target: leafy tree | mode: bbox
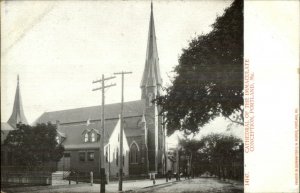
[179,134,243,180]
[199,134,243,180]
[156,0,243,135]
[178,137,203,177]
[4,123,64,171]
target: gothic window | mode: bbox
[130,142,139,164]
[105,146,108,163]
[116,149,119,166]
[148,93,153,106]
[123,155,125,166]
[84,133,89,142]
[91,133,96,142]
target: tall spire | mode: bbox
[140,2,162,88]
[7,75,28,128]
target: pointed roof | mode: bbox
[140,2,162,88]
[7,75,28,128]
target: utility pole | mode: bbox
[176,135,180,181]
[163,113,168,182]
[114,71,132,191]
[92,74,116,193]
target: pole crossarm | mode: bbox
[114,72,132,75]
[92,83,117,91]
[92,76,116,84]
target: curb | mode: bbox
[122,179,189,193]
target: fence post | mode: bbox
[90,171,93,186]
[76,172,78,184]
[152,173,156,185]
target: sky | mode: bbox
[1,0,242,144]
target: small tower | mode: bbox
[7,75,28,128]
[140,2,163,174]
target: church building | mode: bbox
[34,3,166,178]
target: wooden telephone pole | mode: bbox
[163,113,168,182]
[114,71,132,191]
[92,74,116,193]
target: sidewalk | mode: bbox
[107,178,177,192]
[2,178,180,193]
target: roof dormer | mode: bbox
[82,128,100,143]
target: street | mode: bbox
[136,178,243,193]
[3,178,243,193]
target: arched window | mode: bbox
[91,133,96,142]
[148,93,153,106]
[123,155,125,166]
[130,142,139,163]
[106,149,108,163]
[84,133,89,142]
[116,148,119,166]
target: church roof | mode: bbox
[7,75,28,128]
[54,113,144,149]
[140,2,162,88]
[34,100,146,149]
[35,99,145,125]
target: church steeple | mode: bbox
[7,75,28,128]
[140,2,162,91]
[140,2,163,174]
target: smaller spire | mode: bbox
[7,75,28,128]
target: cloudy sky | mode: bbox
[1,0,242,143]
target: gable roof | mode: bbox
[35,100,145,125]
[56,115,144,149]
[34,100,146,149]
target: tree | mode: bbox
[178,134,243,180]
[178,137,202,177]
[199,134,243,180]
[156,0,243,135]
[4,123,64,171]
